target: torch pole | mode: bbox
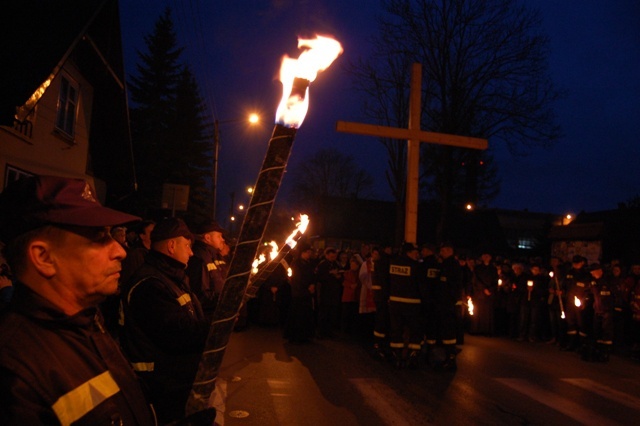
[186,92,306,416]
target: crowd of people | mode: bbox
[1,175,639,425]
[249,240,640,371]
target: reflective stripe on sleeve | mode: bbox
[177,293,192,306]
[52,371,120,426]
[131,362,155,372]
[389,295,421,304]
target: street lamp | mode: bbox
[212,114,260,220]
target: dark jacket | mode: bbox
[0,284,155,426]
[120,250,209,424]
[187,240,227,317]
[388,254,426,314]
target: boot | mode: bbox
[441,345,457,372]
[392,349,404,370]
[596,343,611,362]
[560,334,578,351]
[406,350,420,370]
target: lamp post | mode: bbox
[212,114,260,220]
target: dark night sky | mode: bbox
[120,1,640,221]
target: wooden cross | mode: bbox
[336,63,488,244]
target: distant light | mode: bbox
[247,186,254,194]
[465,203,474,211]
[563,213,574,226]
[230,216,236,221]
[291,216,295,221]
[248,113,259,124]
[238,204,245,211]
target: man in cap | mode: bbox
[187,219,228,319]
[119,217,213,424]
[0,175,155,425]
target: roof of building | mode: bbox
[0,0,114,125]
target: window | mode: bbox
[4,165,33,188]
[55,76,78,137]
[517,238,535,250]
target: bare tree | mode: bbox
[348,0,563,241]
[288,148,374,210]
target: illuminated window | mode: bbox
[517,238,534,250]
[55,76,78,137]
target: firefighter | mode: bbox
[589,263,614,361]
[388,243,426,369]
[433,242,464,371]
[561,255,593,352]
[370,246,391,360]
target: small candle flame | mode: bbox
[287,267,292,277]
[561,311,566,319]
[527,280,533,287]
[276,36,343,128]
[574,296,581,307]
[468,298,474,316]
[498,278,503,286]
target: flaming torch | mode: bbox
[244,214,309,300]
[185,37,342,418]
[467,298,474,316]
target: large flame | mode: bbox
[285,214,309,248]
[276,36,343,128]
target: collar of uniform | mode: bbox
[146,250,189,281]
[9,283,99,328]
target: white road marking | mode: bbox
[495,378,620,426]
[561,378,640,411]
[350,378,425,425]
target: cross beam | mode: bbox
[336,63,488,244]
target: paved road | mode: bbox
[213,326,640,425]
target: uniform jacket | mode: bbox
[0,284,155,426]
[187,240,227,317]
[564,267,592,307]
[388,254,426,314]
[120,250,209,424]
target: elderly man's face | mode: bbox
[49,226,126,309]
[204,231,225,251]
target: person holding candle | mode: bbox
[518,264,547,342]
[471,252,499,336]
[560,255,593,353]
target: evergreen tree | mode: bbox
[128,8,213,223]
[171,66,214,223]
